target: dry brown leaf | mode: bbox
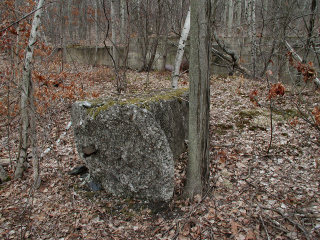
[231,220,242,237]
[245,228,256,240]
[194,194,202,203]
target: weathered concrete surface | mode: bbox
[72,89,188,201]
[148,96,188,160]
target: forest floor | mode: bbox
[1,61,320,239]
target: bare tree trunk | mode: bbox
[136,0,148,71]
[120,0,126,44]
[111,0,118,69]
[244,0,249,32]
[146,0,164,72]
[247,0,257,78]
[302,0,316,64]
[79,1,87,41]
[236,0,242,27]
[171,7,190,89]
[30,80,41,188]
[227,0,234,37]
[223,1,228,36]
[184,0,211,198]
[94,0,99,66]
[111,0,124,92]
[160,10,170,71]
[68,0,72,42]
[251,0,257,77]
[179,0,183,30]
[15,0,21,85]
[264,0,269,18]
[59,0,64,72]
[15,0,45,187]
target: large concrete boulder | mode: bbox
[72,89,188,201]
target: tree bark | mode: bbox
[302,0,317,64]
[15,0,45,187]
[59,0,64,72]
[67,0,72,41]
[94,0,99,66]
[120,0,126,44]
[227,0,234,37]
[184,0,211,198]
[111,0,118,69]
[30,77,41,188]
[223,1,228,36]
[160,1,171,71]
[236,0,242,27]
[171,7,190,89]
[247,0,257,78]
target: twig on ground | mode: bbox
[259,213,271,240]
[256,202,311,240]
[162,186,213,238]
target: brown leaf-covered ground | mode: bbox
[1,60,320,239]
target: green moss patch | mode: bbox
[214,123,234,135]
[238,109,263,119]
[273,108,300,119]
[235,109,286,131]
[86,87,188,119]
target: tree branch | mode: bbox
[0,1,56,33]
[285,40,320,87]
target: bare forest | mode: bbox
[1,0,320,239]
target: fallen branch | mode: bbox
[285,41,320,87]
[259,213,271,240]
[162,186,213,239]
[211,47,252,77]
[256,202,311,240]
[263,214,291,234]
[212,31,257,79]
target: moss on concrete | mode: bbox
[86,87,188,119]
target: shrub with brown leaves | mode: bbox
[268,82,285,99]
[286,51,317,82]
[312,107,320,126]
[249,89,259,106]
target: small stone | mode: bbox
[81,101,92,108]
[68,165,89,176]
[0,158,10,167]
[165,65,174,72]
[82,145,97,156]
[88,181,101,192]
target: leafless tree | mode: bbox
[184,0,211,198]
